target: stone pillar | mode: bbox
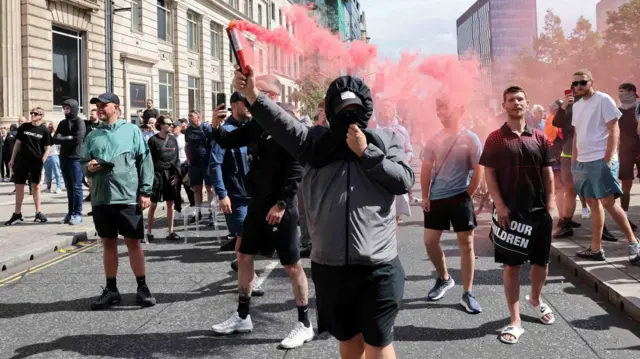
[0,0,23,125]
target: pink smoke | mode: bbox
[232,5,483,143]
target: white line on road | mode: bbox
[255,260,279,287]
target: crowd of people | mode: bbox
[3,64,640,358]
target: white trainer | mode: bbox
[581,207,591,219]
[280,322,314,349]
[211,312,253,335]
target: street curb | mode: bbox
[550,243,640,323]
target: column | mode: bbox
[0,0,23,125]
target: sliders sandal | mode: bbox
[499,325,524,344]
[525,295,555,325]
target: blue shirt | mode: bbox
[423,128,482,200]
[209,117,250,201]
[185,123,212,165]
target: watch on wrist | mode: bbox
[276,200,286,209]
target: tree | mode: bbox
[601,0,640,87]
[293,54,330,118]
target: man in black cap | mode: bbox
[81,92,156,310]
[230,65,414,358]
[209,83,311,349]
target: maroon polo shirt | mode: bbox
[479,123,555,213]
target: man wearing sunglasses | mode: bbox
[6,108,51,225]
[569,69,640,263]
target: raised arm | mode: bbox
[211,121,257,149]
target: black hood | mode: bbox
[324,76,373,129]
[62,99,79,119]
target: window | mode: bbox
[52,26,84,110]
[157,0,171,41]
[212,80,222,106]
[210,22,222,59]
[281,85,285,103]
[271,3,275,20]
[187,12,198,52]
[279,9,282,25]
[248,0,254,19]
[230,0,239,9]
[131,0,142,32]
[188,76,200,110]
[258,4,263,25]
[158,71,174,117]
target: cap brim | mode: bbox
[333,98,365,115]
[90,96,109,104]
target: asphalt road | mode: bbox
[1,202,639,359]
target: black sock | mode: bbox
[136,276,146,287]
[106,277,117,291]
[298,305,310,327]
[237,296,251,319]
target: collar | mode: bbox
[500,122,534,136]
[225,116,244,127]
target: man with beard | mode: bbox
[230,66,413,358]
[210,78,308,348]
[82,92,155,310]
[616,83,640,225]
[481,86,555,344]
[570,69,640,263]
[54,99,87,225]
[421,96,484,314]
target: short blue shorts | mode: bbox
[188,163,211,186]
[224,198,249,236]
[572,158,622,200]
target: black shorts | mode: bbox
[240,201,300,266]
[494,210,553,267]
[92,204,144,240]
[424,192,476,232]
[618,150,640,181]
[150,171,177,203]
[312,256,405,347]
[13,160,43,185]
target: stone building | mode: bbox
[0,0,299,126]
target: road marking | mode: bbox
[0,244,96,288]
[255,260,279,287]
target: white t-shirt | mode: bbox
[572,91,622,162]
[174,133,187,164]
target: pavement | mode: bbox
[1,168,640,358]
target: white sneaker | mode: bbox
[174,211,184,220]
[55,189,62,194]
[211,312,253,335]
[280,322,314,349]
[581,208,591,219]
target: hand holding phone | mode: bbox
[562,89,574,110]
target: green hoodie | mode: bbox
[81,119,153,206]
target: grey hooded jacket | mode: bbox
[249,93,415,266]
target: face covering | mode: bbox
[329,108,366,138]
[620,93,637,109]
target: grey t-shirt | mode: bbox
[423,128,482,200]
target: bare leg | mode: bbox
[147,202,157,235]
[621,179,633,213]
[529,264,553,322]
[193,185,203,207]
[32,183,42,212]
[14,184,25,214]
[340,334,365,359]
[424,229,448,280]
[166,200,175,233]
[554,175,565,223]
[587,198,605,251]
[563,182,577,220]
[364,343,396,359]
[103,238,119,278]
[237,253,256,297]
[205,185,213,204]
[125,237,146,276]
[502,265,521,341]
[456,230,475,292]
[601,195,638,244]
[283,261,309,306]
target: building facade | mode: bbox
[596,0,629,33]
[0,0,301,126]
[456,0,537,91]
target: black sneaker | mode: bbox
[300,246,311,258]
[576,247,606,261]
[629,220,638,232]
[136,285,157,308]
[144,234,154,243]
[220,237,237,252]
[569,220,581,228]
[91,287,122,310]
[34,212,47,223]
[602,226,618,242]
[553,222,573,238]
[166,232,181,241]
[231,259,238,272]
[5,213,23,226]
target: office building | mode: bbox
[456,0,537,90]
[0,0,299,126]
[596,0,629,33]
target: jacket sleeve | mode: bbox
[212,121,255,149]
[73,119,86,148]
[134,129,154,196]
[249,93,313,162]
[52,120,65,144]
[278,155,304,205]
[552,108,568,128]
[209,140,227,200]
[360,131,415,195]
[80,133,93,177]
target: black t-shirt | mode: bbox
[142,108,160,124]
[479,123,554,213]
[16,123,52,161]
[618,107,639,153]
[147,133,180,173]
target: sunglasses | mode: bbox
[571,80,590,87]
[30,112,41,116]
